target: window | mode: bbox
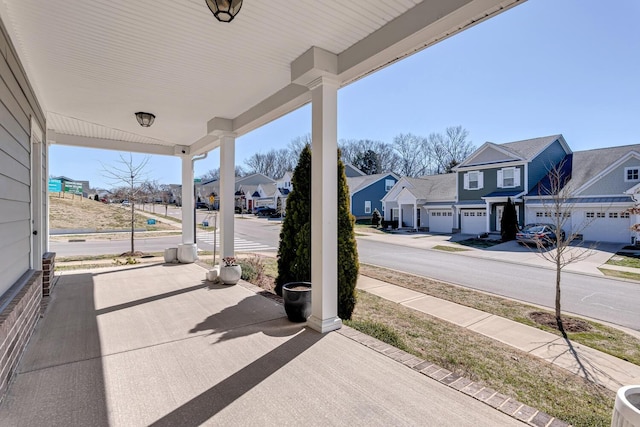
[609,212,618,219]
[364,201,371,214]
[597,212,605,218]
[625,167,640,182]
[464,171,483,190]
[497,167,520,188]
[536,212,543,218]
[621,212,630,219]
[586,212,595,218]
[385,179,395,191]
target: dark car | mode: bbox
[254,207,276,217]
[516,223,565,246]
[195,202,209,209]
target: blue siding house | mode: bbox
[347,173,399,219]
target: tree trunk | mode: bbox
[130,203,135,254]
[555,257,564,334]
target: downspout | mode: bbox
[192,152,208,244]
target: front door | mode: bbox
[496,206,504,232]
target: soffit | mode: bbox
[0,0,522,152]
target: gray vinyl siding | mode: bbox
[0,19,46,296]
[581,158,640,195]
[527,139,567,191]
[457,166,524,201]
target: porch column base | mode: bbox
[307,315,342,334]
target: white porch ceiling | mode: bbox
[0,0,524,155]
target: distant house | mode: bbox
[525,144,640,243]
[344,163,366,178]
[382,174,456,231]
[454,135,571,235]
[347,172,398,220]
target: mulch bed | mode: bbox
[529,311,591,333]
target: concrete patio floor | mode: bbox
[0,262,526,426]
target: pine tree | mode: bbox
[500,197,519,241]
[337,152,359,319]
[275,146,359,320]
[275,145,311,296]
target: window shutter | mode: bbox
[478,172,484,189]
[497,169,503,188]
[514,168,521,187]
[463,173,469,190]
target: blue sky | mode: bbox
[50,0,640,189]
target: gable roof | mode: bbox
[403,174,457,201]
[457,134,567,169]
[347,173,398,194]
[570,144,640,194]
[344,163,366,177]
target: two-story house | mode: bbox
[525,144,640,243]
[454,135,572,235]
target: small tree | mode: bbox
[500,197,519,241]
[371,208,381,227]
[275,145,312,296]
[102,154,150,256]
[531,159,595,334]
[275,145,359,320]
[337,152,359,319]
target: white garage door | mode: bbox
[577,210,632,243]
[461,210,487,235]
[428,210,453,233]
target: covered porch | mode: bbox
[0,262,522,426]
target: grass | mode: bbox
[599,268,640,282]
[606,254,640,268]
[349,290,614,426]
[360,264,640,366]
[432,245,470,252]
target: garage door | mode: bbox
[461,210,486,235]
[577,210,632,243]
[428,210,453,233]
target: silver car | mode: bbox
[516,223,565,246]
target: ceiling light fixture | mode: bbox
[205,0,242,22]
[135,112,155,127]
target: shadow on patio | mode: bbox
[0,263,523,426]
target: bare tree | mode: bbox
[199,165,245,182]
[102,154,151,256]
[430,126,475,174]
[393,133,431,177]
[339,139,400,174]
[288,133,312,161]
[244,148,293,178]
[529,159,596,334]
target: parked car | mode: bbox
[195,202,209,209]
[254,207,276,217]
[516,223,565,246]
[121,200,130,206]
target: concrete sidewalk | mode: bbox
[1,263,537,427]
[357,275,640,392]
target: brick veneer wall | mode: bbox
[42,252,56,296]
[0,270,42,402]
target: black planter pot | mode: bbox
[282,282,312,322]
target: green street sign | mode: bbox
[194,178,202,183]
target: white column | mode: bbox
[219,133,236,259]
[307,76,341,334]
[181,156,195,244]
[44,139,50,252]
[31,133,43,270]
[398,206,403,229]
[413,202,418,230]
